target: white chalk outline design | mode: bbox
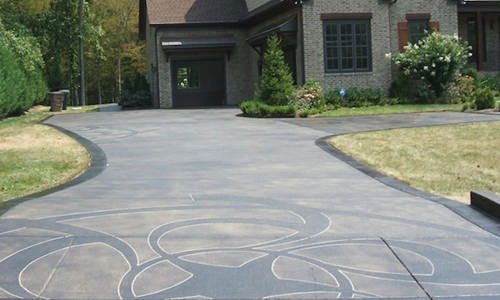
[1,195,500,299]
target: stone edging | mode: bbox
[315,135,500,238]
[0,120,107,216]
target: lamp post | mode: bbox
[79,0,86,106]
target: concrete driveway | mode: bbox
[1,109,500,299]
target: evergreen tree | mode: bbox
[256,35,294,105]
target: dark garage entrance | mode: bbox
[172,59,226,108]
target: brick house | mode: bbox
[139,0,500,108]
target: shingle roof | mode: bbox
[146,0,249,25]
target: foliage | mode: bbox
[297,104,339,117]
[289,79,324,110]
[255,35,295,105]
[461,68,479,83]
[391,32,471,99]
[0,43,25,118]
[0,17,47,118]
[120,74,152,108]
[90,0,144,104]
[240,100,296,118]
[389,74,411,102]
[472,88,495,110]
[445,75,476,104]
[1,0,143,106]
[478,73,500,92]
[325,88,386,107]
[318,104,462,118]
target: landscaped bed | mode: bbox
[316,104,462,117]
[329,121,500,204]
[0,106,101,212]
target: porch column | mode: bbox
[476,12,485,71]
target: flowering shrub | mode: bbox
[445,75,476,104]
[290,79,324,110]
[391,32,471,99]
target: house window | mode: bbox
[408,19,429,44]
[324,19,371,73]
[176,67,200,89]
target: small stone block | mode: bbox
[471,190,500,219]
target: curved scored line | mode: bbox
[156,224,299,256]
[0,227,25,236]
[257,214,332,250]
[0,236,66,265]
[0,287,21,299]
[290,243,414,276]
[62,224,141,270]
[18,246,70,298]
[391,238,495,276]
[178,251,269,269]
[150,218,303,256]
[286,210,307,224]
[263,290,342,299]
[130,259,193,298]
[338,270,381,298]
[278,238,381,253]
[391,246,436,276]
[271,256,340,288]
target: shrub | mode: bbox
[240,100,295,117]
[255,35,295,105]
[0,43,25,119]
[0,17,47,118]
[391,32,471,99]
[297,104,339,117]
[290,79,324,110]
[461,68,480,82]
[120,74,152,108]
[390,74,411,102]
[445,75,476,104]
[479,74,500,92]
[325,88,385,107]
[473,88,495,110]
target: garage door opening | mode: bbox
[172,59,226,108]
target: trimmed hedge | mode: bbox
[0,18,47,119]
[240,100,296,118]
[325,88,386,107]
[0,43,26,118]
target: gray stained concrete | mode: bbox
[1,109,500,299]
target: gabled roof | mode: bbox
[145,0,249,25]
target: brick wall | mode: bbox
[153,27,252,108]
[302,0,459,94]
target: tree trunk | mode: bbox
[117,56,122,103]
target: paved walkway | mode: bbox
[0,109,499,299]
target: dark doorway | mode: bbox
[172,59,226,107]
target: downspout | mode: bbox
[154,26,160,108]
[299,3,306,85]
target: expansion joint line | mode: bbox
[380,237,433,300]
[38,237,74,297]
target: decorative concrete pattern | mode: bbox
[1,109,500,299]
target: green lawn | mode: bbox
[329,121,500,203]
[317,104,462,117]
[0,105,101,212]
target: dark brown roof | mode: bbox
[146,0,249,24]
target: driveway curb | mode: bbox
[316,136,500,238]
[0,122,107,216]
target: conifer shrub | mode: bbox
[255,35,295,105]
